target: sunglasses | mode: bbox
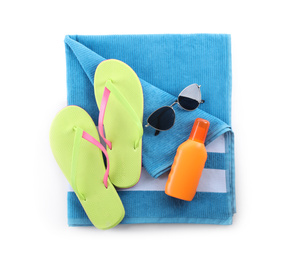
[145,83,204,136]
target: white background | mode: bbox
[1,1,294,259]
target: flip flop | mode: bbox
[49,105,125,229]
[94,59,144,188]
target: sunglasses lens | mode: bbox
[178,83,202,111]
[147,106,175,131]
[178,96,200,111]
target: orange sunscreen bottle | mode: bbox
[165,118,210,201]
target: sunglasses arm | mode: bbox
[154,130,160,136]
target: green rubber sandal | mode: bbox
[49,105,125,229]
[94,59,144,188]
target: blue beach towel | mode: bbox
[64,34,236,225]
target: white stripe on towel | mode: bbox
[206,134,225,153]
[118,168,226,193]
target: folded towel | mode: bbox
[64,34,236,225]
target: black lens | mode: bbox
[147,106,175,131]
[178,96,200,110]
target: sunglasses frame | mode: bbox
[145,84,204,132]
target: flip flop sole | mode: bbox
[50,106,125,229]
[94,59,144,188]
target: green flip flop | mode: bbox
[49,105,125,229]
[94,59,144,188]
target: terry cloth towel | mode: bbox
[64,34,236,225]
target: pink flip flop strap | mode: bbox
[98,80,143,150]
[82,131,110,188]
[98,87,112,150]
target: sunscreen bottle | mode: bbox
[165,118,210,201]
